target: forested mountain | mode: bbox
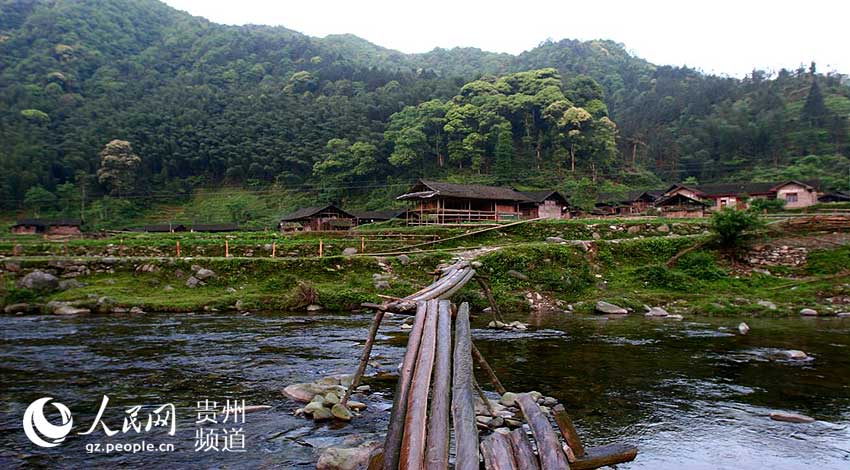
[1,0,849,218]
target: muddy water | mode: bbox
[1,311,848,469]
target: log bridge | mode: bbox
[344,260,638,469]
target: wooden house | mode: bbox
[279,204,356,232]
[661,180,821,211]
[396,180,532,225]
[11,219,82,235]
[518,191,570,219]
[653,193,709,218]
[594,190,664,216]
[819,191,850,203]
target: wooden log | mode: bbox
[516,394,570,470]
[424,300,452,470]
[471,343,507,395]
[400,266,459,302]
[570,443,638,470]
[477,276,505,323]
[437,268,476,299]
[400,300,439,470]
[508,428,540,470]
[451,302,479,470]
[383,302,427,470]
[552,404,586,459]
[472,376,496,417]
[341,309,386,406]
[479,432,518,470]
[408,266,467,301]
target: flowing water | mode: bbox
[1,311,848,469]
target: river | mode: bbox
[1,311,848,469]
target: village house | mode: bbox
[125,223,187,233]
[819,191,850,203]
[10,219,82,235]
[660,180,821,211]
[279,204,356,232]
[397,180,565,225]
[653,193,709,218]
[518,190,570,219]
[594,190,664,216]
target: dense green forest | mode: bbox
[1,0,849,223]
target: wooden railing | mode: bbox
[406,208,521,225]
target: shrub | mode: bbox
[635,264,692,290]
[710,208,764,251]
[749,198,786,213]
[677,252,726,280]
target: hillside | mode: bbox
[1,0,849,226]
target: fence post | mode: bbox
[225,240,229,258]
[361,236,365,253]
[272,241,276,258]
[119,238,124,257]
[319,239,323,257]
[176,240,181,257]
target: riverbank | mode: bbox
[1,218,847,317]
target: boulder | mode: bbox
[331,404,352,421]
[342,247,358,256]
[546,236,566,244]
[4,262,21,273]
[499,392,518,407]
[312,407,333,421]
[595,301,628,315]
[738,322,750,335]
[282,382,345,403]
[185,276,202,288]
[347,401,367,411]
[757,300,777,310]
[769,412,815,423]
[316,440,381,470]
[627,225,642,234]
[799,308,818,316]
[195,268,216,280]
[4,303,34,314]
[837,312,850,318]
[306,304,323,312]
[397,254,410,265]
[129,306,145,314]
[779,350,808,360]
[506,270,529,281]
[16,271,59,292]
[58,279,84,290]
[374,280,391,290]
[645,306,669,317]
[657,224,670,233]
[53,304,91,315]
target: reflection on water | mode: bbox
[1,312,848,469]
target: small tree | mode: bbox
[24,186,56,216]
[749,198,786,214]
[710,208,764,256]
[97,140,141,197]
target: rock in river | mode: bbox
[283,382,346,403]
[331,404,352,421]
[595,300,628,315]
[316,440,381,470]
[645,306,669,317]
[799,308,818,316]
[738,322,750,335]
[769,412,815,423]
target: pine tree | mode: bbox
[801,78,828,127]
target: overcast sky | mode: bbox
[162,0,847,77]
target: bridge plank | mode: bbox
[400,300,439,469]
[424,300,452,470]
[480,432,518,470]
[516,394,571,470]
[552,404,586,459]
[570,443,638,470]
[383,302,427,470]
[451,303,479,470]
[508,429,540,470]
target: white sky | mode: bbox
[162,0,848,77]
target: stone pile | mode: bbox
[283,374,369,423]
[474,391,560,433]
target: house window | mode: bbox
[785,193,798,203]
